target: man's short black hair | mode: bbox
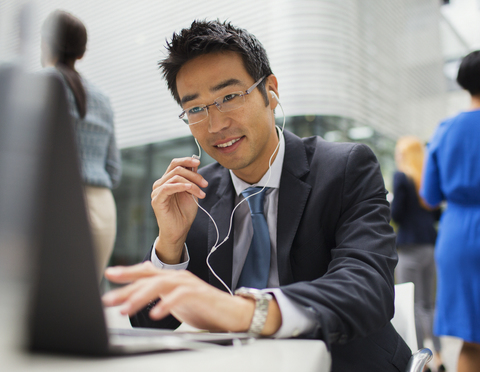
[159,20,273,106]
[457,50,480,96]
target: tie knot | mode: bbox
[241,187,268,215]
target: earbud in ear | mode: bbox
[270,91,280,106]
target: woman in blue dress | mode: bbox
[421,50,480,372]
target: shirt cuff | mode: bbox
[265,288,317,338]
[150,237,190,270]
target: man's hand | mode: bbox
[151,157,207,264]
[102,262,282,335]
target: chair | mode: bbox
[393,282,433,372]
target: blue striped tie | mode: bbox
[237,187,270,289]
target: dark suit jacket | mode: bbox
[391,171,441,246]
[131,130,411,371]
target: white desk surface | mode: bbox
[3,338,330,372]
[1,302,331,372]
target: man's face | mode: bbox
[176,51,279,184]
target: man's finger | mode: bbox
[149,285,191,320]
[119,277,172,316]
[102,280,143,307]
[151,181,205,203]
[104,262,160,283]
[165,157,200,174]
[153,165,207,191]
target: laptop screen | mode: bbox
[0,69,110,355]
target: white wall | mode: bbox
[1,0,448,146]
[442,0,480,50]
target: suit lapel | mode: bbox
[203,131,312,289]
[207,168,235,291]
[277,131,312,285]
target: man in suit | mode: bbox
[103,20,411,371]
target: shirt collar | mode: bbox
[230,127,285,196]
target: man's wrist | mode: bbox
[262,296,282,336]
[154,235,186,264]
[151,240,189,270]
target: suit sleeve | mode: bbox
[281,144,397,346]
[390,172,407,224]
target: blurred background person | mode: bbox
[421,50,480,372]
[41,10,122,280]
[391,136,444,372]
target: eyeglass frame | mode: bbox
[178,75,266,125]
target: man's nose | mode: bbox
[207,106,230,133]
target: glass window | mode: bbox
[110,119,395,267]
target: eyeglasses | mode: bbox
[179,76,266,125]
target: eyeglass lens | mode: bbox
[180,75,265,125]
[182,92,245,125]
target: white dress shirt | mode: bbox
[152,128,316,338]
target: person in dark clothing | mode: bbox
[102,19,411,371]
[391,136,445,372]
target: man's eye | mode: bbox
[188,106,205,115]
[223,93,240,103]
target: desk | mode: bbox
[1,288,331,372]
[3,339,330,372]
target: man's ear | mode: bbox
[265,74,279,109]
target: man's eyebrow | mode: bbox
[211,78,243,93]
[181,93,199,106]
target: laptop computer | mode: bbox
[0,70,251,356]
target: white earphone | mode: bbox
[193,137,201,160]
[189,88,285,295]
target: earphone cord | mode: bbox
[190,98,286,296]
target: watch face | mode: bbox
[235,287,262,297]
[234,287,272,302]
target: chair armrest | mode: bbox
[405,348,433,372]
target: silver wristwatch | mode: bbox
[234,287,273,337]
